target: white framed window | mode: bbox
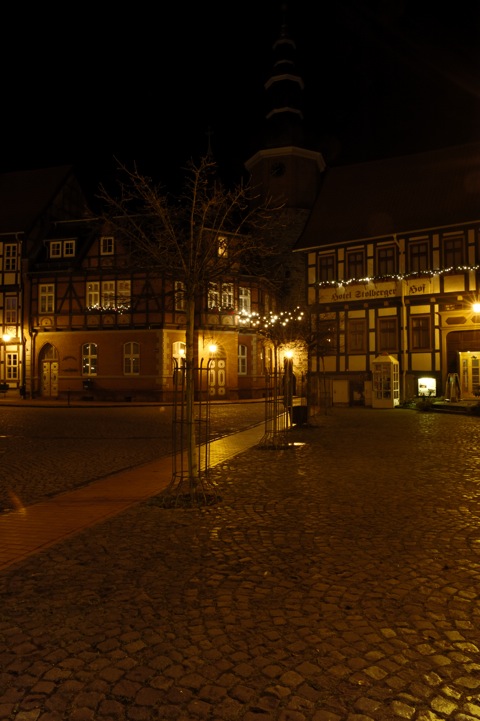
[82,343,98,375]
[117,280,131,310]
[4,244,17,271]
[221,283,234,308]
[50,241,62,258]
[124,342,140,374]
[6,352,18,380]
[101,281,116,309]
[86,282,100,308]
[238,344,247,375]
[101,236,114,255]
[208,282,219,309]
[5,297,17,324]
[175,281,186,311]
[64,239,75,257]
[39,284,55,313]
[239,287,251,313]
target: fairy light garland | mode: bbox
[239,307,305,329]
[317,265,480,288]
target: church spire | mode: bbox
[263,3,305,148]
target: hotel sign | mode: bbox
[319,278,433,304]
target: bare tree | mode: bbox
[98,155,286,501]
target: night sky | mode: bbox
[2,0,479,197]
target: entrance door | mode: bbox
[42,361,59,397]
[208,357,226,398]
[460,352,480,398]
[39,343,59,398]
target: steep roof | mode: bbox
[294,141,480,250]
[0,166,87,235]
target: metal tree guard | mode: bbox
[258,353,294,449]
[158,357,217,506]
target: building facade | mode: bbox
[295,142,480,407]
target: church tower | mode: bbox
[245,5,325,211]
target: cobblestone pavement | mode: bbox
[2,407,480,720]
[0,401,266,513]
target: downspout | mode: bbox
[393,234,408,403]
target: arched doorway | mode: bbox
[39,343,59,398]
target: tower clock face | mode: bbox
[270,161,286,177]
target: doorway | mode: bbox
[39,343,59,398]
[208,357,226,398]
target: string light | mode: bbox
[316,265,480,288]
[239,307,304,329]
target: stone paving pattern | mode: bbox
[0,402,266,512]
[2,406,480,720]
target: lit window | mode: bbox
[6,352,18,380]
[82,343,98,376]
[39,284,55,314]
[117,280,131,310]
[124,342,140,375]
[217,236,228,257]
[239,287,251,313]
[221,283,234,308]
[102,281,116,309]
[86,282,100,308]
[208,282,219,309]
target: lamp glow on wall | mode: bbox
[473,302,480,314]
[2,333,11,343]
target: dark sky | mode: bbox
[2,0,479,197]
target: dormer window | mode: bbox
[217,236,228,257]
[50,241,61,258]
[64,240,75,257]
[101,236,114,255]
[49,239,76,259]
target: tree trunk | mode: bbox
[185,297,198,488]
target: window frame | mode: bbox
[346,249,365,280]
[376,245,397,277]
[410,315,431,351]
[238,344,247,375]
[318,253,336,283]
[82,342,98,376]
[123,341,140,375]
[347,318,367,354]
[39,284,55,314]
[377,317,398,353]
[100,236,114,255]
[4,244,18,271]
